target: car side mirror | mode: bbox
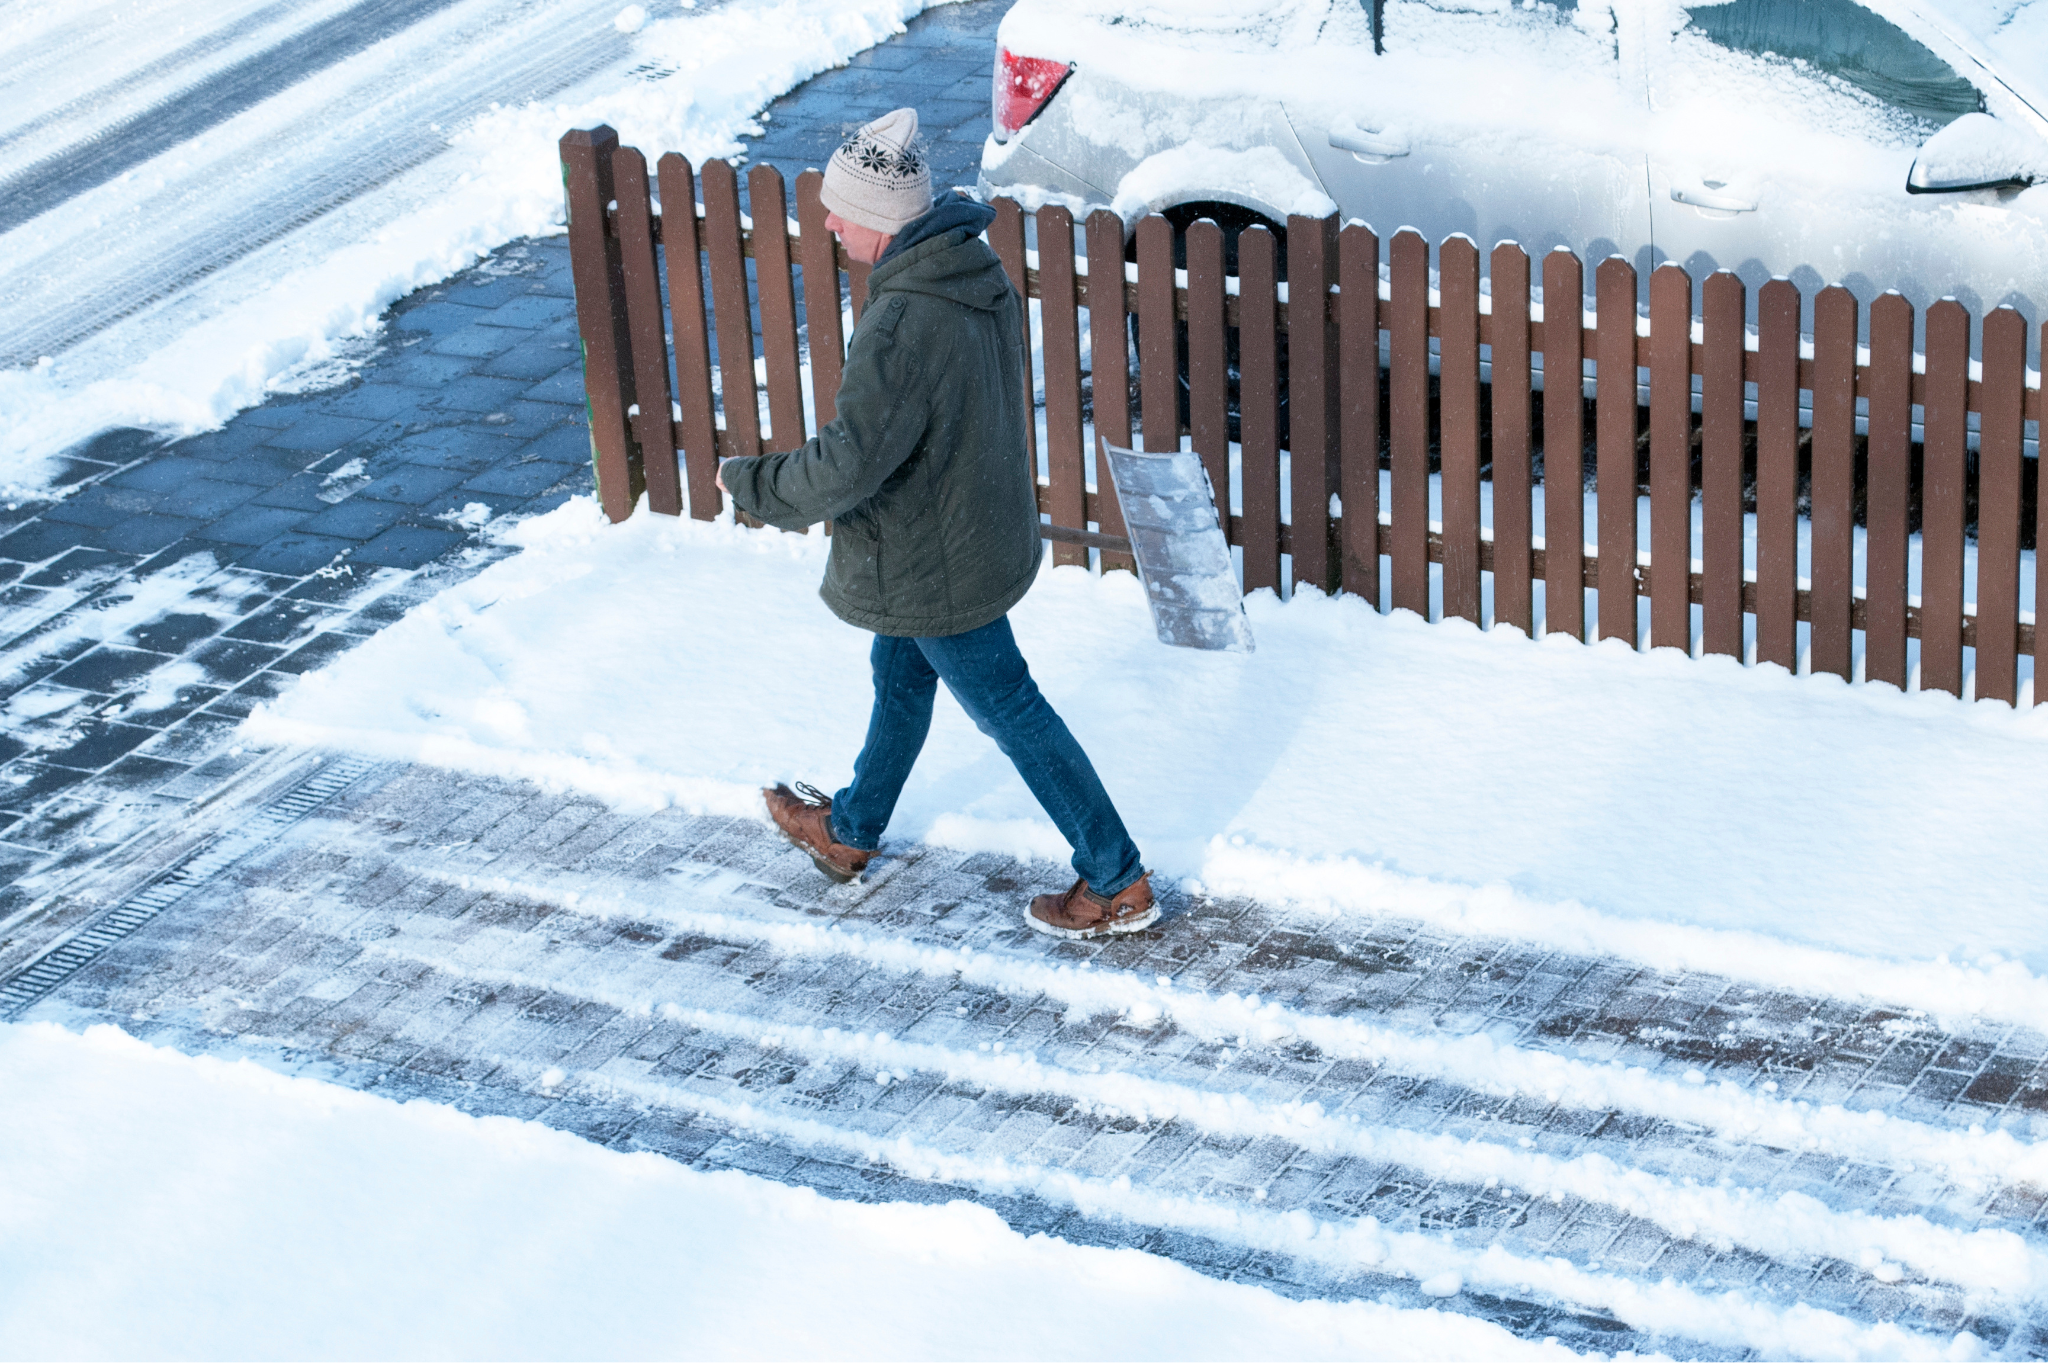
[1907,112,2042,193]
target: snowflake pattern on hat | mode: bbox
[849,132,925,181]
[821,107,933,234]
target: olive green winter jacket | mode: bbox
[719,199,1041,639]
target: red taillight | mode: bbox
[993,48,1071,140]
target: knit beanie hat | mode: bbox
[820,107,932,235]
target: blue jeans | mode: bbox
[830,616,1144,895]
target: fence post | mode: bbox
[1135,214,1178,460]
[559,125,639,524]
[1489,242,1532,636]
[1594,257,1639,646]
[796,170,845,430]
[1543,249,1585,642]
[1388,230,1430,617]
[1976,307,2028,704]
[1921,300,1971,696]
[1239,226,1283,594]
[1084,209,1134,571]
[1185,219,1232,542]
[1338,225,1382,610]
[1809,286,1860,680]
[612,144,674,517]
[2037,319,2048,706]
[750,166,808,457]
[1289,213,1341,596]
[1438,235,1482,624]
[659,154,722,520]
[1700,271,1746,659]
[1754,279,1801,671]
[1862,292,1915,689]
[1039,205,1089,567]
[1649,264,1692,652]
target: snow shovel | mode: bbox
[1100,438,1254,653]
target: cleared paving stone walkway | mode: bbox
[15,756,2048,1359]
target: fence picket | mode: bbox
[1863,292,1914,688]
[1490,242,1532,635]
[558,127,636,523]
[1439,235,1482,624]
[612,145,677,516]
[1976,307,2028,703]
[1137,215,1177,454]
[1290,214,1340,595]
[1700,271,1744,658]
[1390,230,1430,617]
[700,160,761,469]
[1648,265,1691,651]
[1084,209,1133,570]
[749,166,806,457]
[1239,225,1283,593]
[1185,218,1232,538]
[988,198,1040,486]
[2039,319,2048,706]
[1595,257,1638,646]
[1921,299,1971,696]
[1542,249,1585,641]
[795,171,843,430]
[657,154,720,520]
[1755,278,1800,671]
[1810,285,1858,679]
[1339,225,1382,608]
[1038,206,1087,567]
[847,257,871,326]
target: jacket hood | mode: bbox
[868,196,1007,310]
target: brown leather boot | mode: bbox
[1026,872,1158,939]
[763,783,876,883]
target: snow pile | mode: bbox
[247,499,2048,1027]
[0,1020,1561,1360]
[0,0,964,495]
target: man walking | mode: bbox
[715,107,1155,940]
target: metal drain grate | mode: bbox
[0,754,378,1021]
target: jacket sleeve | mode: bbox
[720,294,929,530]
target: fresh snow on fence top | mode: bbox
[0,1020,1557,1360]
[0,0,963,496]
[249,500,2048,1029]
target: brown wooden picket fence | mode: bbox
[559,125,2045,705]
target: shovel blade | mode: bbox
[1102,440,1254,653]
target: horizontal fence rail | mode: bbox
[560,124,2045,706]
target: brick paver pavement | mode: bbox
[13,755,2045,1359]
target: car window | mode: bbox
[1683,0,1982,126]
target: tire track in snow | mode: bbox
[0,0,631,367]
[0,0,361,178]
[0,0,473,237]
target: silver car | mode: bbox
[979,0,2048,327]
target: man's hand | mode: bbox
[715,463,728,494]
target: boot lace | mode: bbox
[793,781,833,808]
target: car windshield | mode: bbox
[1684,0,1982,126]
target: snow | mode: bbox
[1110,143,1338,222]
[0,1019,1566,1360]
[0,0,969,496]
[247,499,2048,1034]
